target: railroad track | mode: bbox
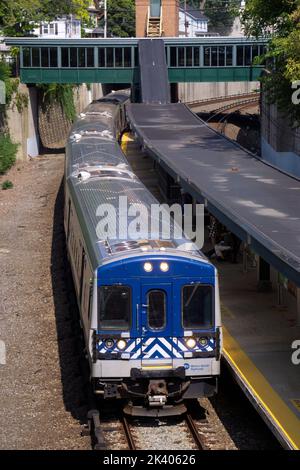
[187,92,260,110]
[85,403,215,451]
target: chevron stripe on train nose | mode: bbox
[98,337,215,359]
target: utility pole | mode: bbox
[104,0,107,38]
[184,0,188,37]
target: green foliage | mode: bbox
[241,1,300,124]
[0,134,18,175]
[2,180,13,190]
[39,84,77,123]
[242,0,297,37]
[0,0,91,36]
[204,0,241,35]
[0,61,15,106]
[106,0,135,38]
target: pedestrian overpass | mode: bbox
[6,37,267,84]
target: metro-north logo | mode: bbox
[0,340,6,366]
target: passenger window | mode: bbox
[147,290,166,330]
[98,286,131,330]
[182,285,213,329]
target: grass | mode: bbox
[0,134,18,175]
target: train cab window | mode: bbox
[147,290,166,330]
[182,285,213,329]
[98,286,131,330]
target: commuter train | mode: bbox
[64,91,222,415]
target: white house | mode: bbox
[179,6,209,37]
[33,16,81,39]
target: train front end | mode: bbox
[90,250,221,415]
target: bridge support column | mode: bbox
[257,257,272,292]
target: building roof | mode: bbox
[179,6,208,22]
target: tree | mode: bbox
[242,0,297,37]
[106,0,135,38]
[0,0,91,36]
[204,0,241,35]
[241,1,300,124]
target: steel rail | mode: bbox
[185,413,206,450]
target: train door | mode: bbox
[140,283,174,367]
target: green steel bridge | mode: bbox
[6,37,268,84]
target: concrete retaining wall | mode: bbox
[261,93,300,178]
[178,81,260,102]
[6,83,103,160]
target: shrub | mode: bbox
[0,134,18,174]
[2,180,13,190]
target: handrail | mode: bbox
[146,6,150,37]
[159,6,163,36]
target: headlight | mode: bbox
[117,339,127,350]
[160,262,169,272]
[199,337,208,347]
[144,262,153,272]
[186,338,197,349]
[105,338,114,349]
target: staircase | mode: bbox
[146,7,163,37]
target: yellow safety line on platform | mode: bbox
[121,130,300,448]
[223,326,300,450]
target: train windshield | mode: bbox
[98,285,131,330]
[182,285,213,329]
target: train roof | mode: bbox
[65,93,208,269]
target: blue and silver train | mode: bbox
[64,91,222,415]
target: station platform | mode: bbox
[121,132,300,450]
[218,262,300,450]
[126,103,300,287]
